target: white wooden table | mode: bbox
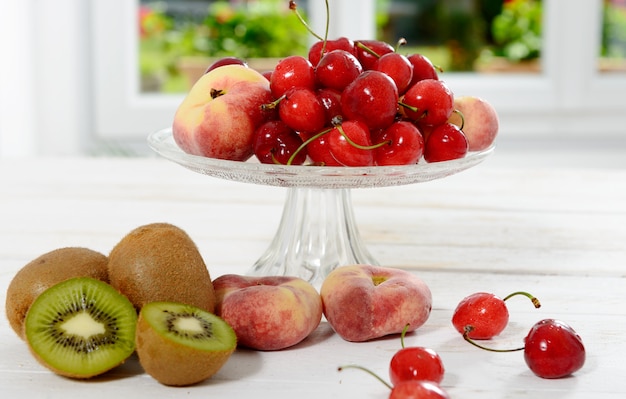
[1,148,625,398]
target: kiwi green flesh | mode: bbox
[141,302,236,351]
[24,277,137,378]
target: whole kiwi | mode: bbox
[107,223,216,313]
[5,247,109,340]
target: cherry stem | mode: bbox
[502,291,541,309]
[400,323,410,349]
[338,365,393,390]
[287,127,332,166]
[260,94,286,111]
[395,37,408,52]
[355,41,381,59]
[336,124,389,151]
[463,326,525,353]
[452,109,465,130]
[289,1,324,41]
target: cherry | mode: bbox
[373,121,424,166]
[315,49,363,91]
[355,39,395,70]
[253,120,306,165]
[341,70,399,131]
[462,319,585,379]
[401,79,454,127]
[389,325,444,385]
[277,87,327,134]
[302,130,342,166]
[308,37,357,66]
[524,319,586,379]
[270,55,317,99]
[328,120,375,166]
[316,88,343,124]
[406,53,439,86]
[423,122,469,163]
[339,364,450,399]
[373,52,414,95]
[204,57,248,74]
[452,291,541,340]
[390,380,451,399]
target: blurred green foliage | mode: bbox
[491,0,542,61]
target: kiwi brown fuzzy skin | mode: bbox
[107,223,216,313]
[135,302,236,386]
[5,247,109,340]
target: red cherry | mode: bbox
[278,87,327,134]
[389,346,445,386]
[339,365,450,399]
[355,39,395,70]
[452,291,541,340]
[406,53,439,85]
[308,37,357,66]
[316,88,343,124]
[303,131,342,166]
[524,319,586,379]
[253,120,306,165]
[401,79,454,126]
[328,120,374,166]
[374,52,414,95]
[270,55,316,98]
[204,57,248,74]
[423,122,469,163]
[390,380,451,399]
[341,70,399,131]
[373,121,424,166]
[315,49,363,91]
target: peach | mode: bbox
[213,274,323,351]
[320,264,432,342]
[172,64,275,161]
[448,95,499,151]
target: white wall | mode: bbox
[0,0,90,158]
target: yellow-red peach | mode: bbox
[448,95,499,152]
[173,64,275,161]
[320,264,432,342]
[213,274,322,351]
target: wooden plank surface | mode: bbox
[0,155,624,398]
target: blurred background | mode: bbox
[1,0,625,163]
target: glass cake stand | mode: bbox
[148,128,494,287]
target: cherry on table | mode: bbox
[452,291,541,340]
[390,380,451,399]
[524,319,586,379]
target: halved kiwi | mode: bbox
[136,301,237,386]
[24,277,137,379]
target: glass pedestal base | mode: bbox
[248,187,378,287]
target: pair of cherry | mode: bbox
[452,291,586,379]
[340,325,450,399]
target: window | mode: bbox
[3,0,623,157]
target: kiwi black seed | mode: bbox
[136,301,237,386]
[107,223,216,312]
[24,277,137,379]
[5,247,109,340]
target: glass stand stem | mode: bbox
[247,187,379,288]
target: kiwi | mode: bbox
[24,277,137,379]
[5,247,109,340]
[107,223,216,312]
[136,301,237,386]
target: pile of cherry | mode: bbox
[253,36,471,167]
[340,290,586,399]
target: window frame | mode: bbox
[91,0,625,144]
